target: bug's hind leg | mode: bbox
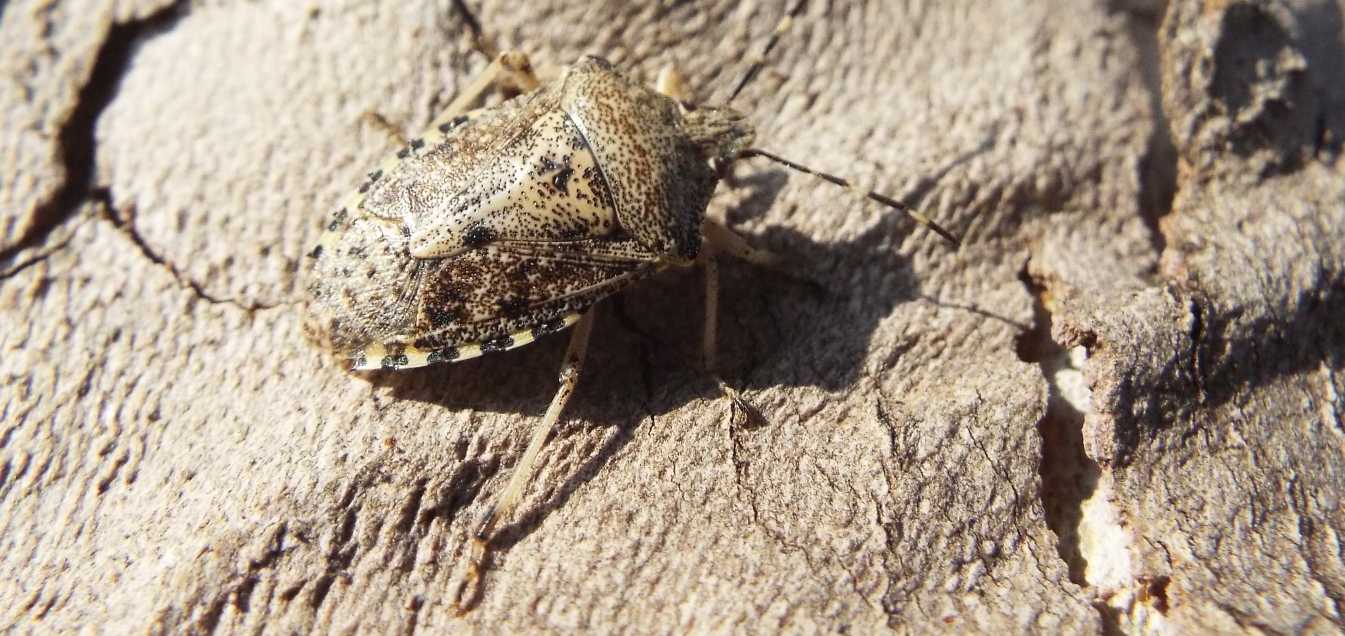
[456,309,596,612]
[476,309,594,538]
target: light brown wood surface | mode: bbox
[2,1,1342,633]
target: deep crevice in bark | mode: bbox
[1015,267,1098,587]
[1111,0,1177,258]
[1015,265,1116,632]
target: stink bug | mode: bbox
[301,0,958,608]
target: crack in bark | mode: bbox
[182,522,296,634]
[0,1,188,270]
[301,481,367,613]
[2,1,293,317]
[98,194,289,312]
[966,393,1027,518]
[0,224,81,280]
[3,2,292,317]
[402,593,425,635]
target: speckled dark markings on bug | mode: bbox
[301,56,745,372]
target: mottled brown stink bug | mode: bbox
[301,0,958,607]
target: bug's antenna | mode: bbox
[738,148,962,247]
[726,0,808,104]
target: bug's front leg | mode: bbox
[700,245,764,427]
[704,218,827,295]
[655,65,691,102]
[703,218,782,269]
[456,309,596,611]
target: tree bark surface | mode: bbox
[2,1,1342,633]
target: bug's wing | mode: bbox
[407,237,657,352]
[351,239,655,371]
[399,109,625,260]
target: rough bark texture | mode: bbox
[2,0,1341,633]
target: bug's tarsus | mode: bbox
[716,377,769,429]
[725,0,808,104]
[737,148,962,247]
[453,544,490,615]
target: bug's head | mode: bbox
[683,105,755,174]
